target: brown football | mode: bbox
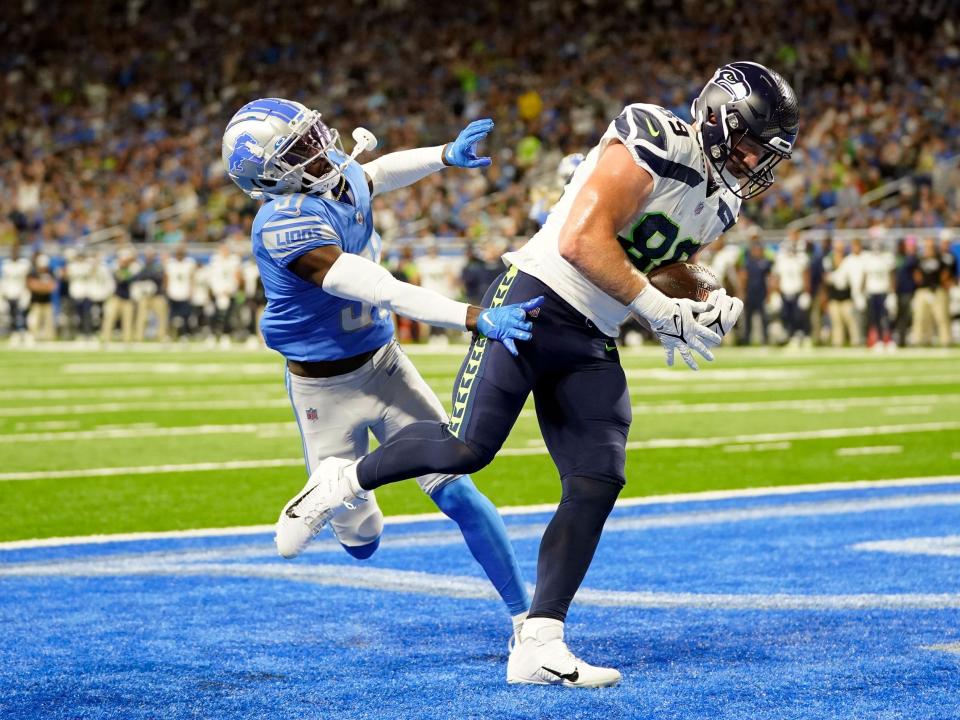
[647,262,720,302]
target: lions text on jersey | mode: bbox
[252,155,393,361]
[505,104,742,337]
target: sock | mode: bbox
[521,616,563,643]
[512,611,528,638]
[431,476,530,616]
[343,460,366,499]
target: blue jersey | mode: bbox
[252,158,394,361]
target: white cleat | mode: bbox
[275,457,364,559]
[507,623,621,688]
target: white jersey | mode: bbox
[772,250,808,297]
[66,258,94,301]
[505,103,741,336]
[863,250,894,295]
[165,257,196,302]
[1,257,31,302]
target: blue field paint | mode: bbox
[2,481,959,719]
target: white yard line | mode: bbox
[723,442,791,453]
[0,458,303,482]
[0,398,292,417]
[2,420,956,471]
[836,446,903,457]
[1,474,958,550]
[0,422,294,444]
[496,421,960,456]
[0,384,278,401]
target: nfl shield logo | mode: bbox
[306,407,318,421]
[694,201,705,215]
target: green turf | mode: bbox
[0,344,958,541]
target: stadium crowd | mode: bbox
[1,0,959,252]
[1,0,959,347]
[1,236,957,348]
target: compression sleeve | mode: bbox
[361,146,447,197]
[322,252,469,331]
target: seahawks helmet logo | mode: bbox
[713,68,751,101]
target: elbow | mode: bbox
[558,233,584,268]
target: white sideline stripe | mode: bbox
[836,446,903,457]
[0,422,294,444]
[0,421,960,482]
[2,559,960,611]
[62,362,284,375]
[852,536,960,558]
[1,475,958,550]
[923,643,960,654]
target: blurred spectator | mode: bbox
[771,235,809,346]
[26,254,57,341]
[87,252,115,337]
[190,259,212,339]
[1,246,30,343]
[207,243,241,347]
[862,239,896,349]
[824,241,860,347]
[417,243,461,343]
[164,245,196,340]
[913,237,950,346]
[808,237,830,345]
[461,243,504,305]
[391,246,423,343]
[101,248,139,344]
[65,247,95,338]
[894,238,919,347]
[133,248,168,341]
[739,241,772,346]
[240,255,264,347]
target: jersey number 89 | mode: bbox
[618,212,700,274]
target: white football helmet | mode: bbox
[221,98,346,199]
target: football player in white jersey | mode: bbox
[288,62,799,686]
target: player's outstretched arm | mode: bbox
[363,119,494,197]
[557,141,719,369]
[289,246,541,356]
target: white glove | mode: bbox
[696,288,743,346]
[798,292,811,311]
[630,285,720,370]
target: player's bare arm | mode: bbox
[558,140,719,369]
[557,141,655,304]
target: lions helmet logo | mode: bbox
[713,68,751,102]
[228,132,265,174]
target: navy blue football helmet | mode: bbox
[691,61,799,199]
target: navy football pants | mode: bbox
[357,268,631,621]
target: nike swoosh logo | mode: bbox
[285,485,318,519]
[604,342,616,352]
[644,116,661,137]
[542,666,580,683]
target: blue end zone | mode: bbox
[2,480,959,719]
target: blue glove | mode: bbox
[443,118,494,168]
[477,296,545,356]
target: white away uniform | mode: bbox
[505,103,741,337]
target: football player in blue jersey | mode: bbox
[221,98,542,638]
[281,62,799,687]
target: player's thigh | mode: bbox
[533,358,631,486]
[371,343,461,495]
[285,369,374,474]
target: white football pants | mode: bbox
[284,340,457,547]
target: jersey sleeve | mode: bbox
[610,104,703,194]
[258,195,342,268]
